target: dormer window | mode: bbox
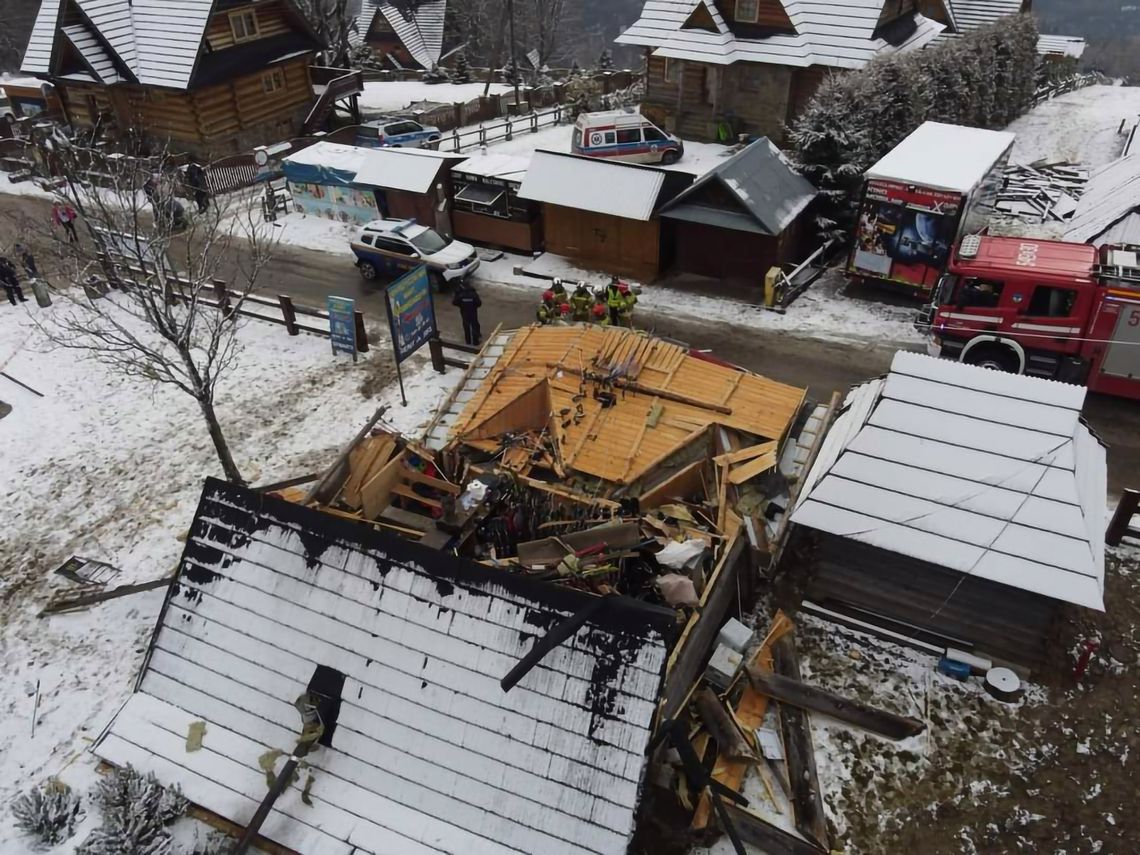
[229,9,259,42]
[736,0,760,23]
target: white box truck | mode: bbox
[847,121,1014,294]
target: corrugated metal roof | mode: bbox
[865,121,1014,193]
[1095,212,1140,246]
[659,138,815,235]
[1037,34,1086,59]
[20,0,62,75]
[96,479,672,855]
[518,151,669,221]
[792,351,1106,611]
[453,152,532,182]
[1065,156,1140,245]
[946,0,1023,31]
[353,147,450,192]
[61,23,123,84]
[616,0,946,70]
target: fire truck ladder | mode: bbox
[1094,245,1140,286]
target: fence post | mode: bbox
[505,117,513,142]
[479,125,486,147]
[213,279,233,318]
[278,294,298,335]
[354,311,369,353]
[428,335,446,373]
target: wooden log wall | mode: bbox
[205,0,292,50]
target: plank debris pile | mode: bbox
[995,160,1089,225]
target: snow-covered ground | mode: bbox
[1005,83,1140,168]
[357,80,515,116]
[0,299,458,852]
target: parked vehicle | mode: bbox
[571,108,683,165]
[350,218,480,288]
[848,121,1014,295]
[919,235,1140,400]
[354,117,441,149]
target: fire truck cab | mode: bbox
[920,235,1140,400]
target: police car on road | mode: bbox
[355,117,442,149]
[350,219,480,288]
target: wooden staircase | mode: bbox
[302,67,365,135]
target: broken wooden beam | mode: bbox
[694,688,757,762]
[39,576,174,616]
[722,802,826,855]
[745,668,925,740]
[772,635,829,851]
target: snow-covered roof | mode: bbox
[453,152,533,182]
[518,151,677,221]
[616,0,947,70]
[792,352,1106,612]
[359,0,447,68]
[284,141,372,175]
[865,121,1014,193]
[20,0,263,90]
[95,479,672,855]
[945,0,1023,32]
[1065,155,1140,245]
[352,147,454,192]
[1037,34,1087,59]
[659,138,815,235]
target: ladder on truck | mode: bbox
[1094,245,1140,287]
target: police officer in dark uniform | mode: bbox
[452,278,482,346]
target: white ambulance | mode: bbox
[571,108,684,165]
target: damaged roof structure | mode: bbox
[792,351,1106,666]
[95,479,674,855]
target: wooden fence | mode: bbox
[1107,489,1140,547]
[1032,72,1102,107]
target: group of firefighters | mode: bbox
[536,276,638,327]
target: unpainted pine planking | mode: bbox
[635,458,707,509]
[713,440,779,468]
[619,399,656,482]
[341,438,389,510]
[390,482,443,511]
[728,450,779,485]
[453,326,538,434]
[361,451,407,520]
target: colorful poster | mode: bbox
[290,182,379,225]
[385,265,436,364]
[851,180,963,290]
[327,295,357,359]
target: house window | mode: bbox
[230,9,259,42]
[262,68,285,94]
[616,128,641,145]
[736,0,760,24]
[1027,285,1077,318]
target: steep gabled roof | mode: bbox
[945,0,1023,32]
[659,138,816,235]
[793,351,1106,611]
[22,0,317,90]
[1065,156,1140,245]
[359,0,447,68]
[616,0,946,70]
[96,479,673,855]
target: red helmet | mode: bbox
[542,289,554,301]
[618,282,630,295]
[560,303,571,314]
[592,303,606,317]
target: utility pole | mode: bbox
[508,0,521,111]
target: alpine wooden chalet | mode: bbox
[21,0,325,156]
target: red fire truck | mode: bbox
[919,235,1140,400]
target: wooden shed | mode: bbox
[659,138,817,283]
[450,152,542,253]
[352,146,465,233]
[791,351,1107,669]
[517,150,693,281]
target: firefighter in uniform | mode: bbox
[617,282,637,328]
[569,281,593,322]
[536,289,557,324]
[550,278,569,305]
[590,302,610,326]
[605,276,625,326]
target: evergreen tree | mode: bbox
[454,51,472,84]
[12,780,84,847]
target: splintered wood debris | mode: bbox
[995,161,1089,224]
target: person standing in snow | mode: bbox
[605,276,625,326]
[185,161,211,214]
[617,281,637,328]
[13,242,37,278]
[51,201,79,243]
[570,281,593,322]
[452,279,482,346]
[0,256,27,305]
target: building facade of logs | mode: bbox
[20,0,323,157]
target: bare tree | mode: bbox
[295,0,357,67]
[20,144,274,485]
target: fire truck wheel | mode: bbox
[964,344,1019,374]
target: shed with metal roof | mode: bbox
[791,351,1106,667]
[658,137,817,281]
[518,151,693,280]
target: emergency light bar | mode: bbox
[959,234,982,259]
